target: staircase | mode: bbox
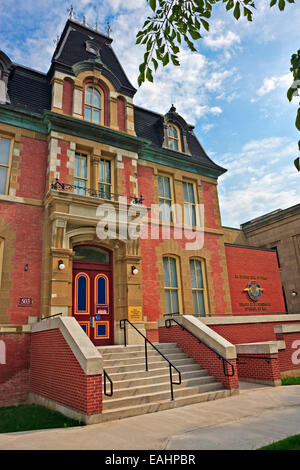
[98,342,233,422]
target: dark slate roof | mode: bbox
[50,20,136,97]
[2,19,225,175]
[134,105,226,173]
[7,66,51,114]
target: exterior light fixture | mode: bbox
[58,260,65,270]
[24,264,28,272]
[292,290,298,297]
[131,266,138,275]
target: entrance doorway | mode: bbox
[72,245,113,346]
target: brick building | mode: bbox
[0,17,299,421]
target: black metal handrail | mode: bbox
[120,319,181,400]
[39,313,63,321]
[51,179,144,205]
[103,369,113,396]
[165,316,235,377]
[237,354,277,365]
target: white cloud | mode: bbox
[204,30,241,50]
[218,136,299,227]
[257,73,292,96]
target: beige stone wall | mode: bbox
[222,227,247,245]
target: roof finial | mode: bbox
[53,35,60,46]
[106,21,112,37]
[170,104,176,113]
[68,4,75,19]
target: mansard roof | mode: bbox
[49,19,137,97]
[0,19,226,177]
[134,105,226,174]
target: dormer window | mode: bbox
[167,124,181,152]
[84,86,102,124]
[85,41,100,56]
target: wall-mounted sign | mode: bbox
[95,304,109,315]
[244,281,264,302]
[18,297,33,307]
[128,306,143,322]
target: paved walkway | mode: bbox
[1,382,300,450]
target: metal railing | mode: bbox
[237,355,277,365]
[51,179,144,205]
[119,319,181,400]
[164,315,235,377]
[103,369,113,396]
[39,313,63,321]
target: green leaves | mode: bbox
[136,0,291,86]
[233,2,241,19]
[288,51,300,171]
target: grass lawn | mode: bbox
[281,376,300,386]
[0,404,85,433]
[259,434,300,450]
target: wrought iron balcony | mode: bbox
[51,179,144,205]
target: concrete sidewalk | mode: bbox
[1,382,300,450]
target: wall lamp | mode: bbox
[58,260,66,270]
[131,266,138,275]
[292,290,298,297]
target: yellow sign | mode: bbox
[128,306,143,322]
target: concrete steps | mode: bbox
[98,342,231,422]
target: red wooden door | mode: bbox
[72,262,114,346]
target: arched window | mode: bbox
[74,272,90,314]
[163,256,181,314]
[84,86,102,124]
[167,124,181,151]
[190,259,207,317]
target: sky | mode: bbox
[0,0,299,227]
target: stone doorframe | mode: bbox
[46,224,145,344]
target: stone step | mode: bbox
[102,352,188,368]
[107,368,209,390]
[103,382,223,410]
[103,375,216,400]
[103,357,195,374]
[105,363,203,382]
[100,348,184,361]
[101,389,232,422]
[98,343,178,355]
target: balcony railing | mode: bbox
[51,179,144,205]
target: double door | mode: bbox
[72,263,113,346]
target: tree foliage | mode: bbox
[287,50,300,171]
[136,0,295,86]
[136,0,299,171]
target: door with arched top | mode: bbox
[72,245,113,346]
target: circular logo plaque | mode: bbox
[244,281,263,301]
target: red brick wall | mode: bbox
[225,245,286,314]
[62,78,73,116]
[146,329,159,343]
[159,325,238,389]
[17,137,48,200]
[0,333,31,406]
[275,331,300,374]
[0,203,44,324]
[117,97,126,132]
[237,353,281,382]
[201,182,220,230]
[209,320,300,344]
[30,329,102,415]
